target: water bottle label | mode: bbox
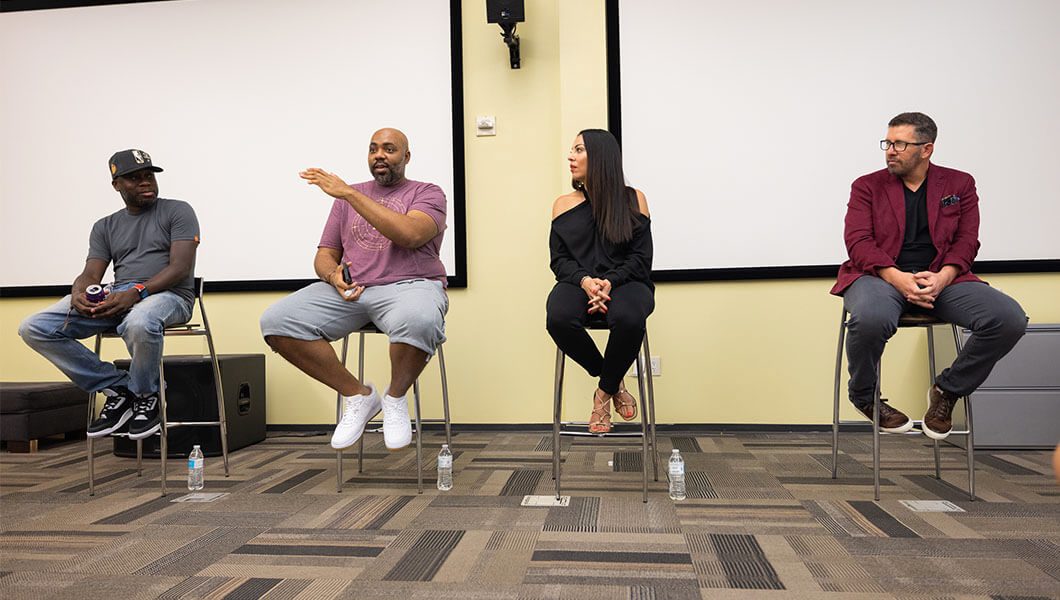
[438,456,452,469]
[188,458,202,470]
[669,464,684,476]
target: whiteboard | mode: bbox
[0,0,464,290]
[615,0,1060,274]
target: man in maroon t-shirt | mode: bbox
[261,128,448,451]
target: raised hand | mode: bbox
[300,168,353,199]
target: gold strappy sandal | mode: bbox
[589,390,613,434]
[612,388,638,421]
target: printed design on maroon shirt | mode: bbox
[351,194,406,251]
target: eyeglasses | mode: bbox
[880,139,930,152]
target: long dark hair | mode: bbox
[574,129,639,244]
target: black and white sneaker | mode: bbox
[87,386,135,437]
[127,393,161,440]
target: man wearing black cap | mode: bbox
[19,149,200,440]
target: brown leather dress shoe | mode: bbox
[855,400,913,433]
[923,384,959,440]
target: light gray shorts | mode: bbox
[260,279,448,355]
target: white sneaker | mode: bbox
[381,392,413,450]
[331,384,380,450]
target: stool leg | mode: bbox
[932,441,942,480]
[553,348,564,498]
[87,435,95,496]
[357,437,365,474]
[927,326,942,479]
[833,310,847,479]
[207,337,230,478]
[965,395,975,500]
[438,345,452,447]
[952,324,976,501]
[159,361,167,497]
[636,348,650,504]
[872,363,881,502]
[414,379,423,495]
[87,390,96,496]
[642,333,658,482]
[88,335,102,496]
[136,440,143,476]
[336,335,349,493]
[197,281,229,477]
[357,333,366,475]
[336,453,344,493]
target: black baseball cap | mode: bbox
[109,149,164,179]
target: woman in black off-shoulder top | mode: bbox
[546,129,654,434]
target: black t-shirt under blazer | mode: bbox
[896,176,937,273]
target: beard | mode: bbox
[372,163,404,186]
[886,156,918,177]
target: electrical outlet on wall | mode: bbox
[627,355,661,377]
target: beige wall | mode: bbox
[2,1,1058,427]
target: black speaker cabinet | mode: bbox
[113,354,266,458]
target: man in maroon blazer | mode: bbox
[831,112,1026,439]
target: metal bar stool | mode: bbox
[831,308,974,501]
[552,321,659,503]
[334,323,451,494]
[87,277,230,497]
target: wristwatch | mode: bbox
[133,283,149,300]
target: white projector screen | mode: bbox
[613,0,1060,278]
[0,0,465,294]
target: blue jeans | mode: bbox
[18,283,193,396]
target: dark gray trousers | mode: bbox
[842,276,1027,408]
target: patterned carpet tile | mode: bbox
[1,431,1057,599]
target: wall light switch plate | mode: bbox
[476,115,496,136]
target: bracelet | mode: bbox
[580,275,592,286]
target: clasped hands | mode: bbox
[72,288,139,318]
[884,267,956,309]
[580,276,612,315]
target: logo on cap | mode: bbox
[132,150,150,164]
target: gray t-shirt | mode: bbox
[88,198,199,303]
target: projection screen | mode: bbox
[0,0,466,295]
[611,0,1060,280]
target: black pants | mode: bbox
[546,281,655,395]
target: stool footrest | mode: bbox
[836,419,970,436]
[361,417,449,426]
[558,422,649,438]
[559,430,646,438]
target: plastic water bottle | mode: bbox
[668,448,686,500]
[187,445,204,491]
[437,444,453,491]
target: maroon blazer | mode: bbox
[831,163,983,295]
